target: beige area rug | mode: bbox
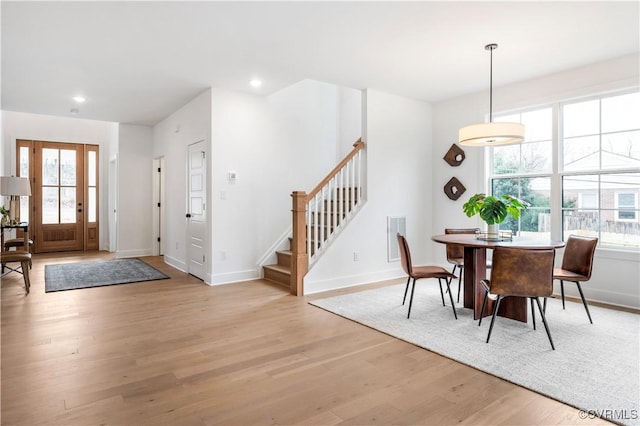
[310,283,640,426]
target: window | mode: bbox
[616,192,637,221]
[490,90,640,249]
[491,108,553,239]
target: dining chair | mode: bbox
[478,246,556,350]
[549,235,598,324]
[397,234,458,319]
[0,250,32,294]
[444,227,481,303]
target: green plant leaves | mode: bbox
[462,193,528,224]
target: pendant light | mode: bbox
[459,43,524,147]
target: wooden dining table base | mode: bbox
[463,246,527,322]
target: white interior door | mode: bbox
[187,141,207,280]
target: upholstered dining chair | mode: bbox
[0,250,32,294]
[478,247,556,350]
[549,235,598,324]
[444,227,481,302]
[397,234,458,319]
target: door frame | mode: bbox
[152,156,165,256]
[16,139,99,253]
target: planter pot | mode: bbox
[487,223,500,238]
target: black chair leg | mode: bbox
[560,280,566,309]
[543,296,547,314]
[407,278,417,319]
[530,298,536,330]
[457,265,463,303]
[534,297,555,350]
[478,287,489,326]
[442,278,457,319]
[575,282,593,324]
[486,296,502,343]
[438,279,445,306]
[402,276,411,305]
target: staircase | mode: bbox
[262,139,365,294]
[263,189,361,288]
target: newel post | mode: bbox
[291,191,308,296]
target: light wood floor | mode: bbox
[1,251,610,425]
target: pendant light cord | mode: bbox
[485,43,497,123]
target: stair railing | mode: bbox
[291,138,365,295]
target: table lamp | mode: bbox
[1,176,32,225]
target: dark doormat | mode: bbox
[45,258,169,292]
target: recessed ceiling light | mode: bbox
[249,79,262,88]
[70,108,79,115]
[73,96,86,103]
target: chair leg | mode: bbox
[402,277,411,305]
[530,298,536,330]
[478,286,489,326]
[534,297,555,350]
[543,297,547,313]
[486,296,502,343]
[407,278,417,319]
[560,280,566,309]
[442,278,457,319]
[457,265,463,303]
[575,282,593,324]
[21,260,30,294]
[437,279,445,307]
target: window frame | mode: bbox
[488,88,640,251]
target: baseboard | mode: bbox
[164,255,187,273]
[116,248,153,258]
[211,269,259,285]
[304,268,404,295]
[550,288,640,313]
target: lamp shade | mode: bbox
[458,122,525,147]
[0,176,32,196]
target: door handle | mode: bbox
[186,213,192,218]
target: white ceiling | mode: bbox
[2,1,639,126]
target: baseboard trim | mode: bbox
[116,249,153,258]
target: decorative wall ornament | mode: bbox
[443,143,465,167]
[444,177,466,201]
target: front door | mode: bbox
[187,140,207,280]
[17,140,99,253]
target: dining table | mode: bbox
[432,232,565,322]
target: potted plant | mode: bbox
[0,205,9,225]
[462,193,528,237]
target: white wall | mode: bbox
[432,53,640,308]
[153,89,212,274]
[305,89,433,293]
[210,80,358,284]
[116,124,154,258]
[0,111,118,250]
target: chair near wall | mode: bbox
[550,235,598,324]
[444,227,482,302]
[478,247,556,350]
[397,234,458,320]
[0,251,32,294]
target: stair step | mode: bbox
[276,250,291,268]
[263,264,290,288]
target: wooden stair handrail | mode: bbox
[306,139,365,201]
[290,138,365,296]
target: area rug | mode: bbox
[310,283,640,426]
[45,259,169,292]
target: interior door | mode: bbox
[34,141,85,252]
[187,140,207,280]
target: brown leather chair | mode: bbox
[397,234,457,319]
[444,228,486,302]
[1,251,32,294]
[478,247,556,350]
[551,235,598,324]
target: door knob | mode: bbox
[186,213,192,218]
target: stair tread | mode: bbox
[264,264,291,274]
